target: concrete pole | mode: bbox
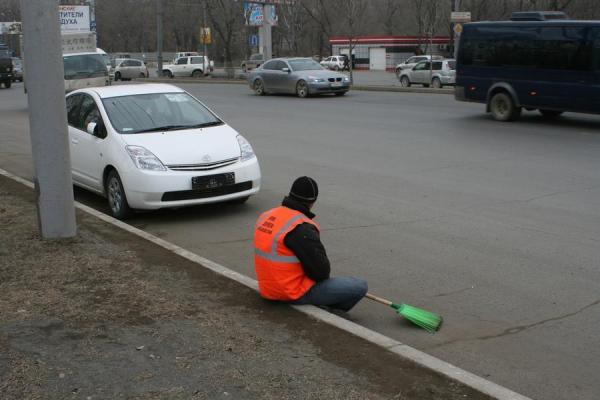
[453,0,461,59]
[203,0,208,73]
[156,0,163,76]
[260,4,273,60]
[20,0,76,239]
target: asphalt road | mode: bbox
[2,81,600,400]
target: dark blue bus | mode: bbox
[455,12,600,121]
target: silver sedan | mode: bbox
[247,58,350,98]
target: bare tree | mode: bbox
[206,0,243,75]
[332,0,368,84]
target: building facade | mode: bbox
[329,35,452,71]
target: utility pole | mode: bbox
[259,4,273,60]
[156,0,163,76]
[20,0,76,239]
[453,0,460,59]
[203,0,208,74]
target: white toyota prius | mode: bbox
[65,84,261,219]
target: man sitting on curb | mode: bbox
[253,176,368,312]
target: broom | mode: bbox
[365,293,443,333]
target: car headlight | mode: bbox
[237,135,256,162]
[343,76,350,82]
[125,145,166,171]
[307,76,325,83]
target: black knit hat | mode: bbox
[289,176,319,203]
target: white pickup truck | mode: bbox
[162,56,214,78]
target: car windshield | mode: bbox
[289,59,323,71]
[63,54,107,79]
[102,92,223,134]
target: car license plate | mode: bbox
[331,82,343,87]
[192,173,235,190]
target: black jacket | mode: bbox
[281,196,331,282]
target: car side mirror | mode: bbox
[86,122,97,135]
[87,120,107,138]
[282,67,290,73]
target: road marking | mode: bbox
[0,167,532,400]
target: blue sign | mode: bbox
[249,34,258,47]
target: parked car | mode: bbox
[0,44,13,88]
[395,55,444,78]
[320,55,347,71]
[173,51,199,62]
[241,54,264,72]
[64,83,261,219]
[112,58,149,81]
[11,57,23,82]
[162,56,213,78]
[398,59,456,88]
[248,57,350,98]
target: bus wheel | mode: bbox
[490,92,521,122]
[539,109,563,118]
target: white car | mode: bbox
[112,58,149,81]
[395,55,443,77]
[162,56,213,78]
[320,55,347,71]
[65,84,261,219]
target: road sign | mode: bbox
[451,11,471,23]
[454,23,463,35]
[249,34,258,47]
[200,27,211,45]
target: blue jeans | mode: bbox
[291,277,368,312]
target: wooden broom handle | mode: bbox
[365,292,393,306]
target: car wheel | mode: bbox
[140,72,146,78]
[539,109,563,118]
[114,72,121,81]
[334,91,347,96]
[192,69,203,78]
[400,76,410,87]
[105,170,132,220]
[296,80,309,98]
[490,92,521,122]
[253,79,266,96]
[334,65,340,71]
[432,78,442,89]
[163,70,173,78]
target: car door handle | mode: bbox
[71,138,79,144]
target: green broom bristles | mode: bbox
[391,303,443,333]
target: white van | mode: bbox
[63,52,109,92]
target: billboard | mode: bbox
[62,31,97,54]
[59,5,90,32]
[0,22,21,35]
[244,3,278,26]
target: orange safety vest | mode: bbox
[254,206,319,301]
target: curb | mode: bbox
[0,167,531,400]
[144,78,454,94]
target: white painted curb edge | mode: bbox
[0,167,532,400]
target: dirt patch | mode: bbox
[0,175,491,400]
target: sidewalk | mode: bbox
[0,174,490,400]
